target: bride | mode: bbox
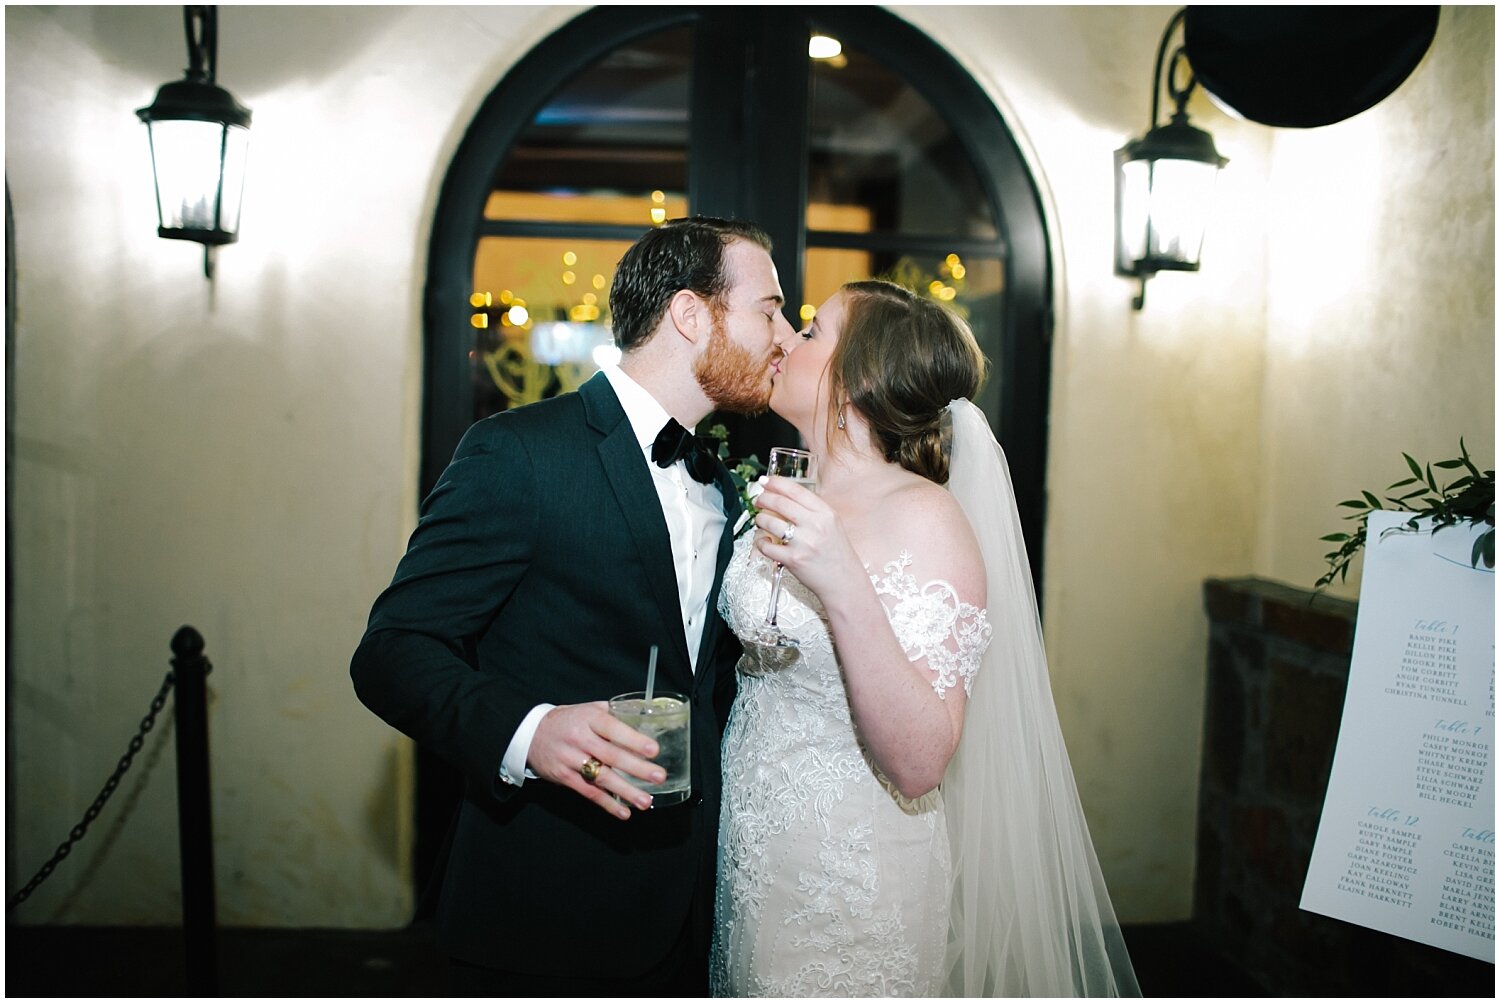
[710,280,1139,997]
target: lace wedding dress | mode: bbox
[710,534,991,997]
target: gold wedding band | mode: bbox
[580,757,603,783]
[780,523,797,545]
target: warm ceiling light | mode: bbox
[808,35,842,60]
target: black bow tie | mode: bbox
[652,418,717,485]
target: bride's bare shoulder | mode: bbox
[874,476,984,592]
[883,474,967,528]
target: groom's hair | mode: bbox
[610,216,773,352]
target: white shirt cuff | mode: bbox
[499,703,555,787]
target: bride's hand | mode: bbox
[752,476,861,598]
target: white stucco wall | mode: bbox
[5,3,579,927]
[1255,5,1495,590]
[6,5,1492,929]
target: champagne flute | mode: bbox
[750,447,817,651]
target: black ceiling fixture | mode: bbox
[1184,6,1441,129]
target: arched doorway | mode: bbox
[417,5,1052,895]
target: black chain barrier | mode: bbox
[7,661,208,910]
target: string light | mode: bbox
[470,290,492,328]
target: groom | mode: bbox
[351,216,793,995]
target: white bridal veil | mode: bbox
[942,399,1141,997]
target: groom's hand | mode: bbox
[528,702,666,819]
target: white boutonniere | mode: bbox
[732,476,767,538]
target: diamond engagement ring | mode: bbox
[780,523,796,545]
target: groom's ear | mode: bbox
[666,289,708,346]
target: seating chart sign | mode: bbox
[1301,512,1494,962]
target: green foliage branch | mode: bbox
[704,424,765,536]
[1317,439,1495,588]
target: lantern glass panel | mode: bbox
[1118,158,1151,265]
[218,125,251,234]
[1143,157,1219,266]
[148,120,249,234]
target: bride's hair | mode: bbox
[831,280,987,484]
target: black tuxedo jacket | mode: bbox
[351,371,742,977]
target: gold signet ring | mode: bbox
[580,757,603,783]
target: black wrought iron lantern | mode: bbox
[1114,7,1227,310]
[137,6,251,277]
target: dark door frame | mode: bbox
[416,4,1053,898]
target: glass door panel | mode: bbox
[470,232,673,420]
[802,249,1006,426]
[807,35,998,241]
[471,24,694,423]
[489,26,693,216]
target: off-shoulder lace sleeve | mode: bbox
[871,551,992,698]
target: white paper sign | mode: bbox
[1301,511,1495,961]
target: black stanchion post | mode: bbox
[171,625,218,995]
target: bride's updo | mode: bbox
[831,280,987,485]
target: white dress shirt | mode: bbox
[499,367,727,786]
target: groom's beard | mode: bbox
[695,314,773,415]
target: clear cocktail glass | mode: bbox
[608,690,691,806]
